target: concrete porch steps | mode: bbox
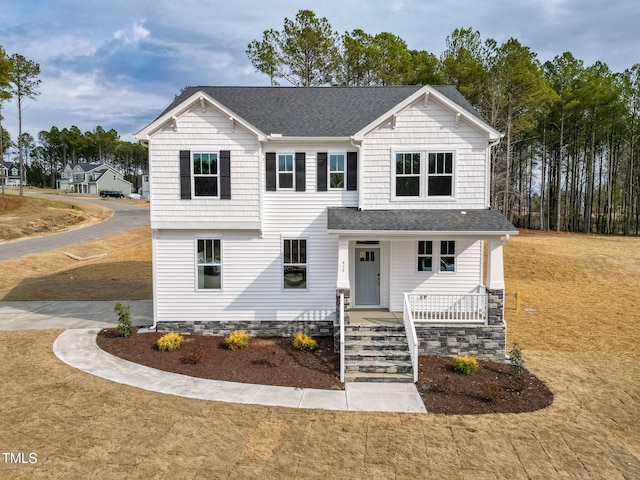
[343,324,414,383]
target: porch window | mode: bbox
[329,154,345,189]
[197,239,221,289]
[395,153,420,196]
[417,240,433,272]
[440,240,456,272]
[427,153,453,196]
[193,153,218,197]
[283,239,307,289]
[278,154,294,189]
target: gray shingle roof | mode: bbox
[327,208,517,234]
[159,85,484,137]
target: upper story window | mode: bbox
[329,154,345,189]
[428,153,453,196]
[395,153,420,196]
[193,153,218,197]
[278,154,294,189]
[393,151,455,199]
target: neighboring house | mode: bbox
[136,85,517,368]
[2,161,22,186]
[57,162,132,196]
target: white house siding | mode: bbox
[148,105,261,227]
[388,237,483,311]
[361,99,490,210]
[153,146,359,324]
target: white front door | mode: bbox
[355,247,380,306]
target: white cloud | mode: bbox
[113,21,150,44]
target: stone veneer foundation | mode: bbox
[156,289,506,363]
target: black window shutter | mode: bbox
[220,150,231,199]
[295,152,306,192]
[347,151,358,191]
[317,152,327,192]
[179,150,191,199]
[266,152,276,191]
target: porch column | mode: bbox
[335,237,351,325]
[486,238,505,290]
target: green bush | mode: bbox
[114,302,132,337]
[292,332,318,351]
[509,342,525,376]
[156,332,185,352]
[452,355,479,375]
[224,330,251,350]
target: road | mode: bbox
[0,194,150,261]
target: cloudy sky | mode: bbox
[1,0,638,144]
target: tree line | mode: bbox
[248,10,640,235]
[0,47,147,195]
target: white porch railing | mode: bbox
[339,293,345,383]
[402,294,419,383]
[404,290,488,324]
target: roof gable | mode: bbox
[137,85,499,140]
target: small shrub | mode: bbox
[430,376,452,393]
[180,346,205,364]
[508,374,528,393]
[114,302,132,338]
[452,355,479,375]
[224,330,250,350]
[156,332,185,352]
[480,379,504,402]
[292,332,318,351]
[509,342,525,376]
[259,350,280,367]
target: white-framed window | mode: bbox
[392,151,455,199]
[329,153,345,189]
[428,153,453,196]
[395,152,421,196]
[417,240,433,272]
[440,240,456,272]
[196,239,222,289]
[283,238,307,289]
[278,154,294,189]
[193,152,218,197]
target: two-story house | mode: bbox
[58,162,132,196]
[2,161,22,186]
[136,86,517,374]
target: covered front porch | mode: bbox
[328,208,517,381]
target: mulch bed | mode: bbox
[96,329,553,415]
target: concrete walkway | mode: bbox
[1,300,426,413]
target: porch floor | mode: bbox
[349,309,403,325]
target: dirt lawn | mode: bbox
[1,215,639,477]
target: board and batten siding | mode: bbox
[148,106,261,227]
[361,99,490,210]
[388,238,483,311]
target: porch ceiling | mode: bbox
[327,208,518,235]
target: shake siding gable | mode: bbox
[148,107,260,227]
[361,100,489,210]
